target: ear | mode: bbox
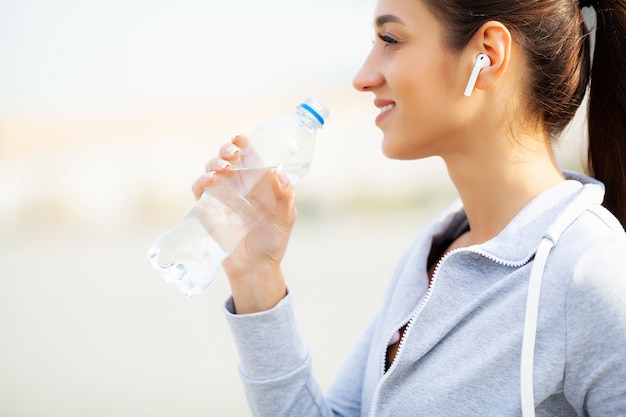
[464,21,512,93]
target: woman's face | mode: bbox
[353,0,469,160]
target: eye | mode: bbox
[377,32,398,45]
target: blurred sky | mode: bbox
[0,0,376,160]
[1,0,375,128]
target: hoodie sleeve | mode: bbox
[564,237,626,416]
[224,292,363,417]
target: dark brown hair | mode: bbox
[423,0,626,225]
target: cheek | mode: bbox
[388,99,459,159]
[379,115,427,160]
[381,60,463,159]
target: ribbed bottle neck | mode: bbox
[296,97,329,130]
[295,107,323,130]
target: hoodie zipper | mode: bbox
[368,280,436,417]
[367,247,533,417]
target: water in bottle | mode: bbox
[147,98,329,296]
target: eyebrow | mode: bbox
[375,14,405,27]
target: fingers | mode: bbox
[231,133,249,149]
[204,156,233,173]
[191,134,258,201]
[220,141,242,162]
[204,143,241,171]
[193,135,245,200]
[191,171,217,200]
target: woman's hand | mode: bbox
[191,134,295,314]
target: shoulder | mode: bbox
[558,208,626,333]
[568,232,626,308]
[564,205,626,287]
[553,204,625,265]
[568,205,626,280]
[544,205,626,320]
[560,216,626,412]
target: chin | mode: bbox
[381,144,407,160]
[382,128,445,160]
[381,141,434,161]
[380,137,414,160]
[380,139,398,159]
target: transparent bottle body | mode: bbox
[147,105,323,296]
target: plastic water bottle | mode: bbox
[147,97,329,296]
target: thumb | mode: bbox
[271,165,297,228]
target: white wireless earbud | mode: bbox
[464,54,491,97]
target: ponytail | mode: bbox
[587,1,626,226]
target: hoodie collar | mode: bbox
[434,171,605,265]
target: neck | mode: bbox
[443,129,565,245]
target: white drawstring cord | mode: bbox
[520,237,554,417]
[519,184,598,416]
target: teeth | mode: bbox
[379,103,395,113]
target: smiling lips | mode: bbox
[379,103,395,113]
[375,101,396,124]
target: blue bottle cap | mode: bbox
[299,102,326,126]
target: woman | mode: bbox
[192,0,626,415]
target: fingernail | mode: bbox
[276,164,289,186]
[225,144,239,156]
[202,171,215,181]
[217,159,231,169]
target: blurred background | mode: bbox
[0,1,586,416]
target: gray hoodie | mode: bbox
[224,172,626,416]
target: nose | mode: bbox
[353,50,384,92]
